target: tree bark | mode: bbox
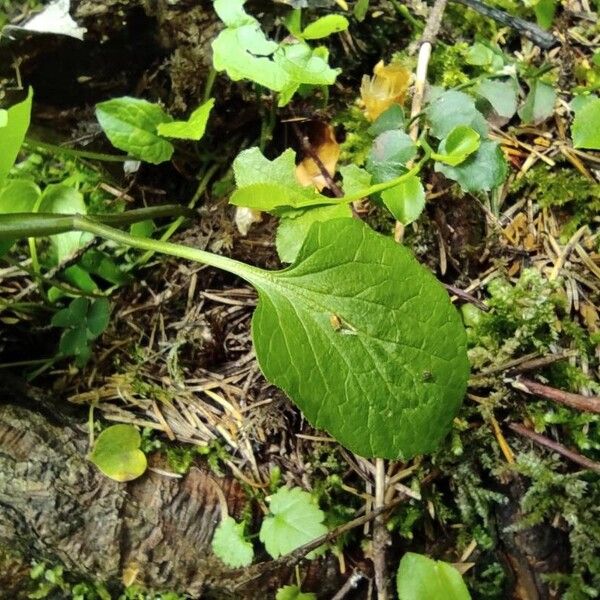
[0,381,343,598]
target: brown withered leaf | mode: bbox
[295,122,340,191]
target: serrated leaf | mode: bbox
[249,219,469,458]
[211,516,254,568]
[89,424,147,482]
[396,553,471,600]
[231,148,335,211]
[426,90,488,139]
[212,25,288,91]
[475,78,518,119]
[435,139,507,193]
[302,14,349,39]
[95,97,174,164]
[276,585,317,600]
[434,125,480,167]
[367,130,417,182]
[340,164,371,197]
[276,203,352,263]
[518,80,556,124]
[381,175,425,225]
[157,99,214,140]
[572,97,600,150]
[259,487,327,558]
[0,88,33,183]
[213,0,254,27]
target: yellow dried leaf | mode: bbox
[360,60,412,121]
[295,123,340,191]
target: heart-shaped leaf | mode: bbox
[89,424,147,482]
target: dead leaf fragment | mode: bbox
[295,122,340,191]
[360,60,412,121]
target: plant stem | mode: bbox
[341,155,429,204]
[72,216,261,283]
[373,458,389,600]
[25,138,129,163]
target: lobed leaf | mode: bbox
[211,516,254,568]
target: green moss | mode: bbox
[511,451,600,599]
[335,105,372,166]
[510,165,600,238]
[428,42,471,88]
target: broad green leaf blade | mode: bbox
[396,553,471,600]
[157,99,214,140]
[572,97,600,150]
[518,80,556,124]
[0,110,7,127]
[89,424,147,482]
[275,43,340,86]
[0,88,33,183]
[276,585,317,600]
[276,203,352,263]
[434,125,480,167]
[435,139,507,193]
[95,97,174,164]
[248,219,469,459]
[211,516,254,568]
[475,78,518,119]
[259,487,327,558]
[302,15,349,39]
[381,175,425,225]
[426,90,488,139]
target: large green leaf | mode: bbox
[0,88,33,183]
[572,97,600,150]
[367,130,417,182]
[475,78,518,119]
[249,218,469,458]
[276,203,352,263]
[95,97,174,164]
[0,214,469,459]
[0,179,40,255]
[396,553,471,600]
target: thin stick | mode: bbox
[373,458,389,600]
[514,377,600,414]
[444,283,490,312]
[233,498,404,589]
[509,423,600,473]
[331,569,367,600]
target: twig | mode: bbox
[451,0,559,49]
[331,569,367,600]
[514,377,600,414]
[373,458,390,600]
[444,283,490,312]
[508,423,600,473]
[470,351,574,382]
[232,498,404,590]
